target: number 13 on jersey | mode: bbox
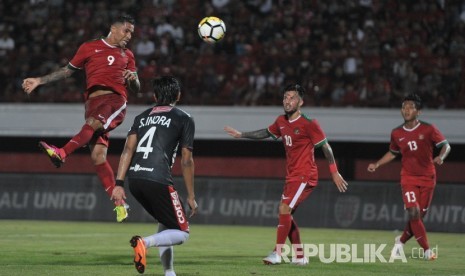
[404,191,416,203]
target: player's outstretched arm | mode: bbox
[22,65,74,94]
[181,147,197,218]
[321,143,348,193]
[224,126,242,138]
[224,126,270,140]
[367,151,397,172]
[111,134,137,203]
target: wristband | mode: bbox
[115,179,125,187]
[329,163,338,173]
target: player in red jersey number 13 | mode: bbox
[367,94,451,261]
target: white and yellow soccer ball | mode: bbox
[197,16,226,43]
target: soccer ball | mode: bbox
[198,16,226,43]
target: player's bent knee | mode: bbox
[179,231,189,244]
[170,230,189,245]
[407,206,420,220]
[86,117,104,130]
[91,154,107,165]
[90,147,108,165]
[278,203,292,214]
[149,229,190,247]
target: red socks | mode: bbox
[50,124,124,209]
[400,222,413,244]
[288,219,304,259]
[288,219,301,244]
[409,218,430,250]
[95,161,120,205]
[275,214,292,251]
[62,124,95,157]
[274,215,304,259]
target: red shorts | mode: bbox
[281,181,315,210]
[401,175,435,187]
[401,184,435,212]
[84,93,126,147]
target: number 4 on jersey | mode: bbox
[137,126,156,159]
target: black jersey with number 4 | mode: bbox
[126,105,195,185]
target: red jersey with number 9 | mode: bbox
[389,121,448,186]
[268,114,327,185]
[68,38,136,100]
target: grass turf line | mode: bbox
[0,220,463,276]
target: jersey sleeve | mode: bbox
[267,117,281,139]
[431,124,448,148]
[389,131,400,154]
[128,114,140,136]
[68,42,88,70]
[180,115,195,150]
[308,119,327,148]
[126,50,137,72]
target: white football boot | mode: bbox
[390,235,404,258]
[263,251,282,265]
[424,249,437,261]
[290,257,308,265]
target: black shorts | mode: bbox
[129,178,189,232]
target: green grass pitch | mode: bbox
[0,220,463,276]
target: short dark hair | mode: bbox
[152,76,180,105]
[283,84,305,98]
[403,93,422,110]
[112,14,135,25]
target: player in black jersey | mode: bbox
[111,76,197,276]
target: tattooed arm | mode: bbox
[22,66,75,94]
[224,126,271,140]
[321,143,337,164]
[321,142,348,193]
[124,70,140,94]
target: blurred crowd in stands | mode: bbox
[1,0,465,108]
